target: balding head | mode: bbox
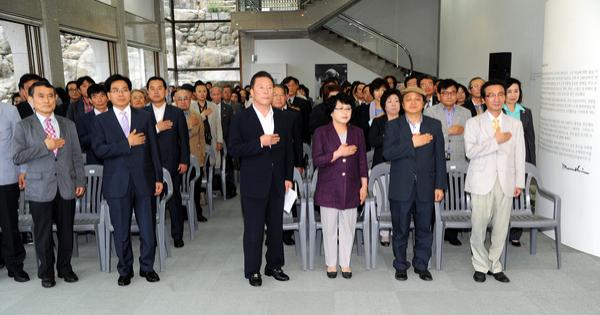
[210,86,222,104]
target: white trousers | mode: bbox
[470,179,512,273]
[321,207,357,268]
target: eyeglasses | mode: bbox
[175,97,190,101]
[334,107,352,112]
[485,93,505,99]
[110,88,130,94]
[440,91,456,96]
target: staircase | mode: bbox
[231,0,359,34]
[233,1,429,78]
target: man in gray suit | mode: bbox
[12,81,85,288]
[424,79,472,246]
[424,79,472,163]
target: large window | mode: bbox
[165,0,240,86]
[128,46,158,89]
[60,33,111,83]
[0,19,37,103]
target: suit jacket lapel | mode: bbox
[109,107,128,140]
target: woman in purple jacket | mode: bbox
[312,93,368,279]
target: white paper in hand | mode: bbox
[284,189,297,213]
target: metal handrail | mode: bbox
[336,13,413,73]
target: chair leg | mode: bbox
[371,222,378,269]
[293,230,300,256]
[308,226,316,270]
[188,200,196,241]
[530,228,538,255]
[316,230,323,256]
[73,232,79,257]
[106,232,113,273]
[435,225,443,271]
[555,226,561,269]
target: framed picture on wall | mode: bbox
[315,64,347,98]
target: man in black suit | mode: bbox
[383,86,447,282]
[15,73,43,119]
[67,76,95,122]
[272,84,303,246]
[229,71,294,287]
[145,76,190,248]
[91,74,163,286]
[282,76,312,144]
[462,77,487,117]
[211,86,237,199]
[76,84,108,165]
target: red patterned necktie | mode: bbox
[44,117,58,156]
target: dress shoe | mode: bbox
[445,236,462,246]
[326,271,337,279]
[41,278,56,288]
[395,270,407,281]
[226,191,237,199]
[510,240,522,247]
[118,272,133,286]
[380,241,390,247]
[8,270,30,282]
[139,270,160,282]
[58,271,79,283]
[473,271,486,282]
[264,268,289,281]
[174,239,185,248]
[198,215,208,222]
[414,268,433,281]
[249,273,262,287]
[283,235,295,246]
[487,271,510,283]
[341,271,352,279]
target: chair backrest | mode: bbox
[182,155,201,194]
[443,161,470,213]
[309,169,319,198]
[366,149,374,169]
[368,162,390,220]
[303,143,313,179]
[79,164,104,215]
[157,168,174,222]
[512,162,538,212]
[283,168,305,223]
[203,146,215,183]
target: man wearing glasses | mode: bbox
[91,74,163,286]
[464,80,525,283]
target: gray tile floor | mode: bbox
[2,195,600,315]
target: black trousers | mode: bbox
[390,184,434,271]
[106,178,155,276]
[29,192,75,279]
[192,168,204,219]
[0,183,25,272]
[241,192,284,278]
[166,171,184,241]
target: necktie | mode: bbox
[44,117,58,156]
[120,111,130,137]
[492,118,500,132]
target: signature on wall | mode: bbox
[562,163,590,175]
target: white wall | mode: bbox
[439,0,545,110]
[344,0,440,76]
[250,38,379,98]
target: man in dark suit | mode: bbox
[462,77,487,117]
[67,76,95,122]
[91,74,163,286]
[272,84,303,246]
[145,76,190,248]
[419,75,438,110]
[15,73,42,119]
[282,76,312,144]
[211,86,237,199]
[76,84,108,165]
[12,81,86,288]
[229,71,294,287]
[383,86,447,282]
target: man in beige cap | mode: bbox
[383,86,447,281]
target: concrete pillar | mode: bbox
[112,0,129,75]
[39,0,65,86]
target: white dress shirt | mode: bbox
[252,105,274,148]
[487,110,503,130]
[35,112,60,138]
[152,102,167,133]
[113,105,132,131]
